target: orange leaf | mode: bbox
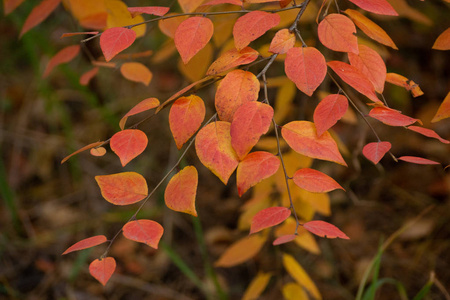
[169,95,206,149]
[43,45,80,78]
[347,0,398,16]
[250,206,290,234]
[120,98,160,130]
[273,234,296,245]
[127,6,170,18]
[281,121,347,166]
[369,106,418,126]
[90,147,106,157]
[313,94,348,137]
[202,0,243,6]
[269,29,296,54]
[245,0,281,2]
[120,62,153,85]
[233,11,280,50]
[344,9,398,49]
[230,102,274,159]
[398,156,440,165]
[89,257,116,286]
[407,126,449,144]
[348,44,386,93]
[237,151,280,196]
[60,31,99,38]
[431,91,450,123]
[292,168,344,193]
[61,141,103,164]
[95,172,148,205]
[215,235,266,267]
[362,141,391,164]
[79,67,99,85]
[432,27,450,50]
[206,47,259,75]
[158,14,188,38]
[175,17,214,64]
[242,272,272,300]
[122,219,164,249]
[318,14,358,54]
[19,0,60,37]
[110,129,148,166]
[385,73,423,97]
[215,70,260,122]
[195,122,239,184]
[62,235,107,255]
[285,47,327,96]
[327,61,380,102]
[303,220,349,239]
[100,27,136,62]
[4,0,25,15]
[165,166,198,216]
[178,0,205,12]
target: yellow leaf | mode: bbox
[120,62,153,85]
[275,218,321,254]
[282,282,309,300]
[106,0,146,38]
[178,43,213,82]
[64,0,107,30]
[297,189,331,216]
[215,235,266,267]
[242,272,272,300]
[274,79,296,123]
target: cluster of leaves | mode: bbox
[8,0,450,298]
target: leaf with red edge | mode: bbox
[120,98,160,130]
[215,70,260,122]
[165,166,198,216]
[369,107,418,126]
[269,29,296,54]
[95,172,148,205]
[202,0,243,6]
[110,129,148,166]
[303,220,349,239]
[292,168,344,193]
[120,62,153,85]
[127,6,170,18]
[79,67,99,86]
[281,121,347,166]
[385,73,423,97]
[236,151,280,196]
[195,121,239,184]
[318,14,359,54]
[19,0,60,37]
[273,234,296,245]
[327,61,380,103]
[169,95,205,150]
[4,0,25,15]
[215,235,266,267]
[43,45,80,78]
[348,44,386,93]
[313,94,348,136]
[233,11,280,50]
[89,257,116,286]
[432,91,450,123]
[407,126,449,144]
[175,17,214,64]
[285,47,327,96]
[250,207,291,234]
[362,141,391,164]
[206,47,259,75]
[122,219,164,249]
[231,102,274,159]
[347,0,398,16]
[398,156,440,165]
[100,27,136,62]
[432,28,450,50]
[61,141,103,164]
[62,235,108,255]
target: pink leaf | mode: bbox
[369,107,419,126]
[407,126,449,144]
[100,27,136,62]
[362,141,391,164]
[397,156,440,165]
[303,220,349,239]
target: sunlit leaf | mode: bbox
[175,17,214,64]
[122,219,164,249]
[100,27,136,62]
[385,73,423,97]
[318,13,358,54]
[250,206,291,234]
[127,6,170,18]
[282,253,322,299]
[303,220,349,239]
[347,0,398,16]
[233,11,280,50]
[62,235,108,255]
[19,0,61,38]
[215,235,266,267]
[43,45,80,78]
[348,44,386,93]
[61,141,104,164]
[269,29,296,54]
[431,91,450,123]
[407,126,449,144]
[79,67,99,86]
[119,98,160,130]
[89,257,116,286]
[206,47,259,75]
[432,27,450,50]
[397,156,440,165]
[110,129,148,166]
[313,94,348,137]
[165,166,198,216]
[369,106,419,126]
[292,168,344,193]
[106,0,145,37]
[95,172,148,205]
[362,141,391,164]
[242,272,272,300]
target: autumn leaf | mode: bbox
[348,44,386,93]
[19,0,61,38]
[4,0,25,15]
[368,106,418,126]
[178,43,213,82]
[175,17,214,64]
[318,14,358,54]
[215,235,266,267]
[100,27,136,62]
[431,91,450,123]
[385,73,423,97]
[233,11,280,50]
[79,67,99,86]
[285,47,327,96]
[120,62,153,85]
[250,206,291,234]
[122,219,164,249]
[269,29,296,54]
[282,254,322,300]
[292,168,344,193]
[273,234,296,245]
[89,257,116,286]
[62,235,108,255]
[362,141,392,164]
[178,0,205,13]
[303,220,349,239]
[347,0,398,16]
[397,156,440,165]
[432,27,450,50]
[61,141,104,164]
[95,172,148,205]
[127,6,170,18]
[43,45,80,78]
[202,0,243,6]
[119,98,160,130]
[206,47,259,75]
[282,282,309,300]
[159,14,189,38]
[110,129,148,166]
[242,272,272,300]
[407,126,449,144]
[313,94,348,137]
[90,147,106,157]
[60,31,99,38]
[164,166,198,216]
[106,0,145,38]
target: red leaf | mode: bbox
[4,0,25,15]
[19,0,61,37]
[432,91,450,123]
[95,172,148,205]
[110,129,148,166]
[397,156,440,165]
[215,70,260,122]
[79,67,99,86]
[250,207,291,234]
[303,220,349,239]
[269,29,296,54]
[230,102,274,159]
[89,257,116,286]
[407,126,449,144]
[385,73,423,98]
[273,234,296,245]
[164,166,198,216]
[206,47,259,76]
[313,94,348,136]
[120,98,160,130]
[120,62,153,85]
[43,45,80,78]
[122,219,164,249]
[285,47,327,96]
[347,0,398,16]
[236,151,280,196]
[432,28,450,51]
[362,141,391,164]
[175,17,214,64]
[127,6,170,18]
[281,121,347,166]
[61,141,103,164]
[318,14,358,54]
[169,95,205,149]
[292,168,344,193]
[62,235,107,255]
[348,44,386,93]
[369,106,418,126]
[100,27,136,62]
[327,61,380,103]
[233,11,280,50]
[195,121,239,184]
